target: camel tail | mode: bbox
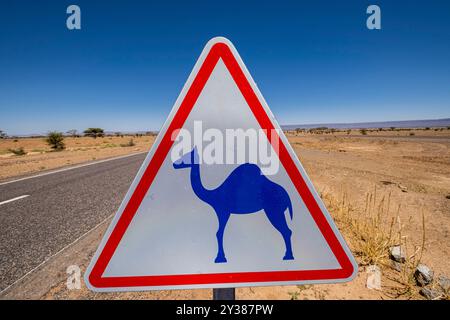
[287,198,293,220]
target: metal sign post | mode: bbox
[213,288,235,300]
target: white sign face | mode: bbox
[85,37,357,292]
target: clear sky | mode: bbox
[1,1,449,135]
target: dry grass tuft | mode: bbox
[320,186,427,299]
[321,186,396,267]
[8,147,26,156]
[384,210,427,299]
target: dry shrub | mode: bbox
[384,210,427,299]
[320,186,426,299]
[321,186,395,266]
[120,139,135,147]
[8,147,26,156]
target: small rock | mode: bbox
[438,275,450,291]
[389,245,406,263]
[420,288,442,300]
[391,261,402,272]
[414,264,434,286]
[398,184,408,192]
[366,265,381,290]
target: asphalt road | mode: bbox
[0,152,146,291]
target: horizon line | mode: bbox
[2,117,450,137]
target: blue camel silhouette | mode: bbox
[173,147,294,263]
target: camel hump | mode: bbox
[230,163,263,179]
[235,163,262,174]
[219,163,263,188]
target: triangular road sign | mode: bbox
[85,37,357,292]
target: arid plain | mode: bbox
[1,128,449,299]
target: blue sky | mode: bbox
[1,1,449,135]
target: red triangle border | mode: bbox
[88,40,355,288]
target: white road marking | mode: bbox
[0,151,148,295]
[0,212,115,297]
[0,151,147,186]
[0,195,30,206]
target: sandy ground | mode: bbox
[1,129,449,300]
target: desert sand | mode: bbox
[1,129,449,299]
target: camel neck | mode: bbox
[190,164,211,203]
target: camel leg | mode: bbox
[265,209,294,260]
[214,212,230,263]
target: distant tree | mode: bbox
[114,132,122,137]
[0,130,6,139]
[390,127,396,131]
[360,129,368,135]
[46,131,65,150]
[66,129,78,137]
[84,128,104,138]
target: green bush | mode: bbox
[46,131,65,150]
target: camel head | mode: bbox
[173,147,200,169]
